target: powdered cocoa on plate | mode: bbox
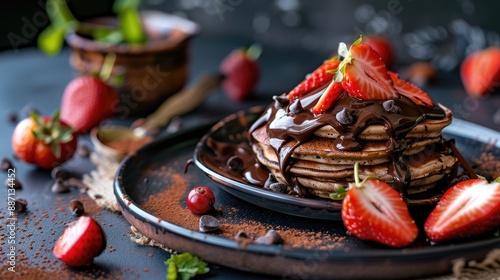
[141,166,346,251]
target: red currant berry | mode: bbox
[186,186,215,214]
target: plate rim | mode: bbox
[113,116,500,278]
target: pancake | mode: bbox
[249,87,459,200]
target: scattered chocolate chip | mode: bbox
[165,117,183,134]
[289,99,303,115]
[77,144,91,158]
[336,108,354,125]
[199,215,220,233]
[256,229,282,245]
[5,177,22,189]
[14,198,28,213]
[94,194,103,199]
[263,173,278,189]
[69,199,84,216]
[50,166,70,180]
[268,182,288,193]
[6,111,18,123]
[1,157,14,171]
[66,177,89,191]
[382,100,402,114]
[449,174,470,186]
[51,178,69,193]
[226,156,243,172]
[234,230,249,240]
[273,95,289,109]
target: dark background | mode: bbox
[2,0,500,66]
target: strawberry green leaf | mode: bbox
[51,141,62,159]
[165,253,209,280]
[338,42,349,58]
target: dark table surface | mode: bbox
[0,35,499,280]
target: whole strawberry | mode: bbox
[12,111,77,170]
[61,76,119,133]
[220,45,261,101]
[424,178,500,243]
[53,215,106,267]
[340,162,418,247]
[460,46,500,96]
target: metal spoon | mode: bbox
[90,73,223,161]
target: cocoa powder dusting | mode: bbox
[141,168,346,251]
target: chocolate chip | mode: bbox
[1,157,14,171]
[382,100,402,114]
[226,156,244,172]
[256,229,282,245]
[5,177,22,189]
[51,178,69,193]
[273,95,289,109]
[14,198,28,213]
[289,99,303,115]
[234,230,249,240]
[50,167,70,180]
[6,111,18,123]
[336,108,354,125]
[165,117,183,134]
[69,199,84,216]
[268,182,288,193]
[199,215,219,233]
[77,144,91,158]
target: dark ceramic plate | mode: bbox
[114,110,500,279]
[193,107,500,220]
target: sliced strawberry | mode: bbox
[388,71,434,107]
[341,162,418,247]
[363,35,395,69]
[336,37,398,101]
[424,179,500,243]
[311,80,343,114]
[53,216,106,267]
[460,46,500,96]
[287,57,340,101]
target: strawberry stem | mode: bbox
[246,44,262,61]
[100,52,116,82]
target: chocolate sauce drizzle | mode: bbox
[249,87,447,198]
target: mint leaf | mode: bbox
[165,253,210,280]
[117,7,146,44]
[113,0,141,12]
[38,24,66,56]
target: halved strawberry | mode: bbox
[424,179,500,243]
[335,37,398,101]
[311,81,343,114]
[341,162,418,247]
[287,57,340,101]
[388,71,434,107]
[53,216,106,267]
[460,46,500,97]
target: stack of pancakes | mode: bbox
[250,91,458,199]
